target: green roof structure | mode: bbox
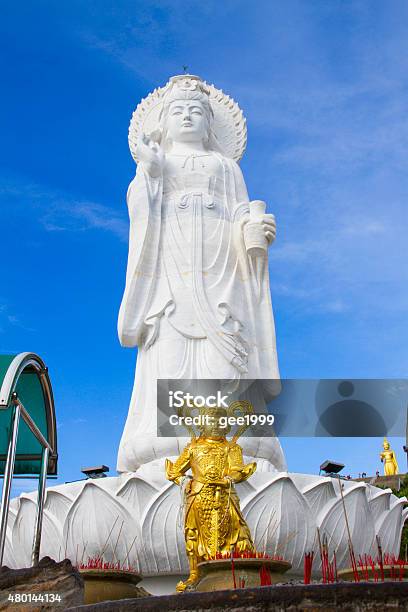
[0,353,58,566]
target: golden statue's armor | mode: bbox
[380,437,399,476]
[166,412,256,591]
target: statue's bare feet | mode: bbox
[176,572,198,592]
[176,580,187,592]
[236,538,255,554]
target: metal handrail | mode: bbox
[0,391,55,566]
[12,395,53,453]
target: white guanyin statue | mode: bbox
[117,74,286,473]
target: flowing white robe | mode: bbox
[117,154,286,472]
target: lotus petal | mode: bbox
[116,474,158,516]
[242,473,315,569]
[5,507,17,533]
[141,482,188,574]
[63,481,145,572]
[3,529,17,568]
[318,483,376,568]
[44,490,73,524]
[376,497,407,554]
[302,479,336,517]
[368,488,391,525]
[12,496,62,566]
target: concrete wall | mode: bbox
[67,582,408,612]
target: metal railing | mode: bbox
[0,393,54,566]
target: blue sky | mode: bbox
[1,0,407,493]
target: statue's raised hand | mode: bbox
[135,133,165,178]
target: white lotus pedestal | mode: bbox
[6,465,407,596]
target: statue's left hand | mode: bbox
[262,213,277,245]
[241,211,277,246]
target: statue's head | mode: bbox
[159,75,219,152]
[129,74,247,162]
[199,406,230,439]
[383,437,390,450]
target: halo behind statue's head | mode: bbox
[128,75,247,162]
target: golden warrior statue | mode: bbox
[380,437,399,476]
[165,405,256,591]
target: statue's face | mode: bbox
[166,100,208,144]
[201,423,225,438]
[199,411,230,438]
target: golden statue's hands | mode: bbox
[232,462,257,483]
[165,458,183,485]
[214,463,257,486]
[243,461,257,476]
[209,478,233,487]
[135,132,164,178]
[165,458,174,478]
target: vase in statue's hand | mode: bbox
[135,132,165,177]
[243,200,277,257]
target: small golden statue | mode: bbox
[380,437,399,476]
[165,404,256,592]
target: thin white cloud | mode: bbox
[42,201,128,242]
[0,300,33,334]
[344,221,386,236]
[0,178,128,243]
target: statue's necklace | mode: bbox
[170,152,211,171]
